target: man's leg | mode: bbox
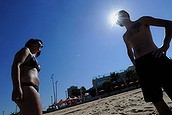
[153,99,172,115]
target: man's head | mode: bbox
[116,10,130,27]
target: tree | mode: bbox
[88,87,96,97]
[110,72,120,83]
[125,68,138,82]
[125,69,134,81]
[71,88,80,97]
[102,81,112,95]
[80,86,86,95]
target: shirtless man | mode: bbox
[116,10,172,115]
[11,39,43,115]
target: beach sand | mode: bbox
[44,88,172,115]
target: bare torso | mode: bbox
[20,67,40,86]
[20,53,40,86]
[12,41,43,115]
[124,21,158,58]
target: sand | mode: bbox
[44,88,172,115]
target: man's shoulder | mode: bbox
[139,16,153,19]
[138,16,154,22]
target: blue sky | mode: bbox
[1,0,172,114]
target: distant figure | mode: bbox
[116,10,172,115]
[11,39,43,115]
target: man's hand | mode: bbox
[152,44,169,58]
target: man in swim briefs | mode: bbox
[116,10,172,115]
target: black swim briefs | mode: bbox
[135,51,172,102]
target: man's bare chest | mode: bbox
[125,22,149,43]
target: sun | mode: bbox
[109,11,118,27]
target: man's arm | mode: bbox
[123,36,136,66]
[141,16,172,56]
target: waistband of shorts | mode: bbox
[135,50,156,61]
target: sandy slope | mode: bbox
[44,88,172,115]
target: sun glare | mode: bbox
[109,11,118,27]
